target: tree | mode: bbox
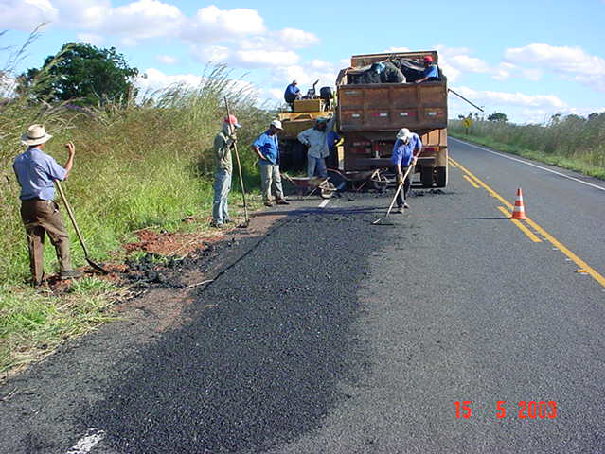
[19,43,138,106]
[488,112,508,122]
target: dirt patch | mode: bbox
[123,228,223,256]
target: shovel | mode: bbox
[56,181,108,274]
[224,97,250,228]
[371,165,413,225]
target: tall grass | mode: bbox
[1,32,273,374]
[1,63,272,283]
[449,115,605,179]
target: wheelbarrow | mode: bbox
[282,174,337,199]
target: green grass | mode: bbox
[0,280,117,377]
[449,117,605,180]
[1,36,274,375]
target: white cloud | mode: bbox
[383,47,411,53]
[505,43,605,91]
[236,50,300,67]
[448,55,490,73]
[156,54,178,65]
[182,5,265,43]
[452,86,565,109]
[0,0,58,29]
[276,28,319,48]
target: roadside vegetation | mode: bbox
[1,32,273,377]
[449,114,605,180]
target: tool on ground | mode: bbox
[224,97,250,228]
[371,165,414,225]
[55,181,108,274]
[512,187,527,220]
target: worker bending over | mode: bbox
[391,128,422,213]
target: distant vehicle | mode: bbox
[335,50,449,187]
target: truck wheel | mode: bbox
[436,166,448,187]
[420,166,434,187]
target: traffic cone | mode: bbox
[511,187,527,219]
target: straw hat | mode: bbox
[21,124,52,147]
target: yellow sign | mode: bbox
[463,118,473,128]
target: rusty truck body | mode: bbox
[336,50,448,187]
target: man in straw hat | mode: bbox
[297,115,336,179]
[252,120,289,207]
[211,114,241,228]
[391,128,422,213]
[13,124,82,286]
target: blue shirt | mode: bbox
[327,131,340,151]
[391,134,422,167]
[423,64,439,79]
[13,147,66,201]
[253,131,279,166]
[284,83,300,102]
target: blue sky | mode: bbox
[2,0,604,123]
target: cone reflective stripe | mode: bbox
[512,187,527,220]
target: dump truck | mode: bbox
[335,50,448,187]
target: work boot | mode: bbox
[210,220,224,229]
[403,202,410,209]
[276,199,290,205]
[61,269,82,280]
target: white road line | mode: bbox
[450,137,605,192]
[318,199,330,208]
[65,429,106,454]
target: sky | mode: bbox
[1,0,604,123]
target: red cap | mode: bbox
[423,55,434,62]
[223,114,241,128]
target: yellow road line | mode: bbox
[450,157,605,289]
[463,175,480,188]
[497,206,542,242]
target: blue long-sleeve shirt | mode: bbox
[284,83,300,103]
[253,131,280,166]
[391,134,422,167]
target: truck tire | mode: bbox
[420,166,434,187]
[436,166,448,187]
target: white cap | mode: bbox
[292,79,297,84]
[397,128,413,140]
[270,120,283,130]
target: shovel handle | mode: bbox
[56,180,91,258]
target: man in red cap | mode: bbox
[415,55,440,83]
[211,114,241,228]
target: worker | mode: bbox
[391,128,422,212]
[415,55,440,83]
[211,114,241,228]
[297,115,336,179]
[252,120,290,207]
[13,124,82,286]
[284,80,301,110]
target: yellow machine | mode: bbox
[277,83,336,171]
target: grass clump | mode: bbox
[449,115,605,180]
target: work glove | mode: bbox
[396,173,404,186]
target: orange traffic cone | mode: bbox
[511,187,527,219]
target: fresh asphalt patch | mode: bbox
[78,207,386,453]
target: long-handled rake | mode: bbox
[371,165,413,225]
[56,181,108,274]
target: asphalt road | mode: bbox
[1,138,604,453]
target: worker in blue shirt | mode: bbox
[416,55,440,83]
[252,120,290,207]
[13,124,82,286]
[284,80,301,110]
[391,128,422,212]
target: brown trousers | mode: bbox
[20,200,72,284]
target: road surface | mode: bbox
[1,137,604,453]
